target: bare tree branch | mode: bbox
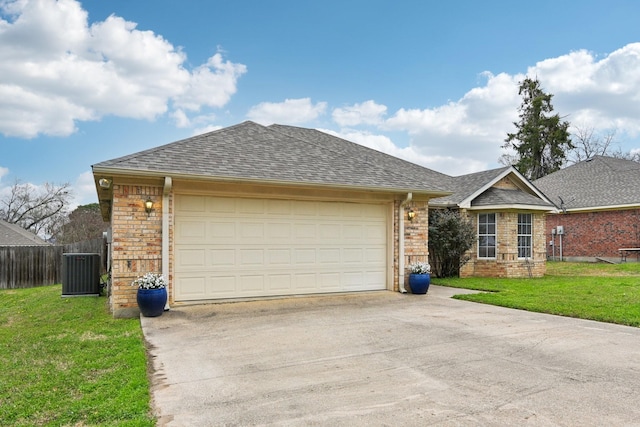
[0,180,73,238]
[567,124,617,164]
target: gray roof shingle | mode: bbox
[93,121,453,194]
[472,187,554,207]
[0,220,50,246]
[430,167,509,206]
[431,166,553,209]
[533,156,640,210]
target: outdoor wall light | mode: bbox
[144,197,154,216]
[407,208,416,221]
[98,178,111,189]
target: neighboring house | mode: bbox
[0,219,50,246]
[430,167,554,278]
[534,156,640,262]
[93,121,551,317]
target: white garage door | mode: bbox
[174,195,388,301]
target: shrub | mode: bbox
[428,209,475,277]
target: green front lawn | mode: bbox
[0,285,154,427]
[433,261,640,327]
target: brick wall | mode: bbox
[546,209,640,261]
[110,183,163,318]
[392,199,429,291]
[460,211,546,278]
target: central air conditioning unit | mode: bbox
[62,253,101,296]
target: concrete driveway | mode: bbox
[141,286,640,426]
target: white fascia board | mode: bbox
[564,203,640,213]
[466,204,555,212]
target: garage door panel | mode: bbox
[365,248,386,263]
[318,248,340,264]
[210,276,237,295]
[266,274,292,292]
[175,195,388,301]
[294,248,316,264]
[210,249,235,266]
[240,275,264,293]
[267,223,291,239]
[240,222,265,240]
[177,220,207,243]
[293,273,317,290]
[240,249,264,266]
[210,222,236,239]
[267,249,291,264]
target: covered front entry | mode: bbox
[174,195,389,301]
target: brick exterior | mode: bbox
[106,179,545,316]
[109,183,163,318]
[546,209,640,261]
[460,210,546,278]
[392,200,429,292]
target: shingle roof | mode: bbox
[533,156,640,210]
[0,220,50,246]
[430,166,553,209]
[93,121,452,195]
[472,187,553,207]
[429,167,509,206]
[269,124,455,191]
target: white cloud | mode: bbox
[320,128,486,176]
[246,98,327,125]
[170,109,191,128]
[327,43,640,175]
[192,124,223,136]
[332,100,387,127]
[0,166,9,182]
[0,0,246,138]
[530,43,640,137]
[71,170,97,207]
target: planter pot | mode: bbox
[137,288,167,317]
[409,273,430,294]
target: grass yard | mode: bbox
[0,285,154,427]
[433,261,640,327]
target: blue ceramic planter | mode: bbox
[409,273,430,294]
[137,288,167,317]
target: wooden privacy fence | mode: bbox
[0,238,106,290]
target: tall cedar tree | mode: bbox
[503,77,572,180]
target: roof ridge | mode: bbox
[268,124,455,191]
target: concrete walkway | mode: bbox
[141,286,640,426]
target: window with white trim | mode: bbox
[478,213,496,258]
[518,213,532,258]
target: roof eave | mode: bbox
[562,203,640,213]
[92,166,453,198]
[467,203,555,212]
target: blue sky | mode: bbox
[1,0,640,207]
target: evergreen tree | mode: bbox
[503,77,572,179]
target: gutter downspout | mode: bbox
[163,177,172,311]
[398,192,412,293]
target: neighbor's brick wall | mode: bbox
[546,209,640,260]
[392,199,429,291]
[460,211,546,278]
[110,184,163,318]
